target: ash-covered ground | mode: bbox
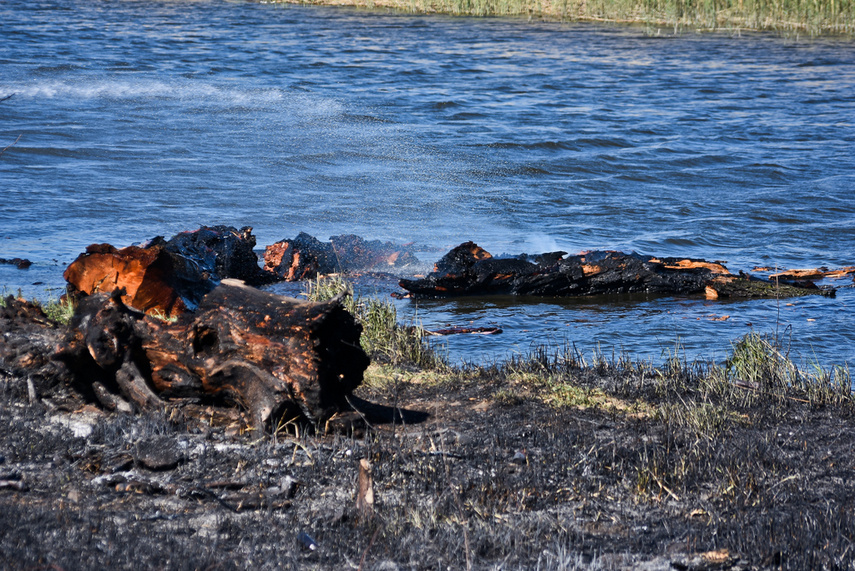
[2,359,854,570]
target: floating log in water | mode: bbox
[64,226,276,318]
[264,232,421,281]
[426,326,503,336]
[0,257,32,269]
[399,242,835,300]
[1,281,369,429]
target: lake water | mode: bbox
[2,0,854,366]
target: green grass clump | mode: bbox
[304,275,446,370]
[0,292,75,325]
[42,298,76,325]
[717,331,852,407]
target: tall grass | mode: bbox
[301,0,855,35]
[304,275,446,370]
[0,291,75,325]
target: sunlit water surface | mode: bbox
[2,0,854,366]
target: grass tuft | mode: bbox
[0,292,76,325]
[304,275,447,370]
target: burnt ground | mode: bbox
[1,358,855,570]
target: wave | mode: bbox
[4,78,344,115]
[483,141,576,151]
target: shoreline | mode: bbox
[2,280,854,568]
[272,0,855,37]
[1,328,853,569]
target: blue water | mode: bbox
[2,0,854,366]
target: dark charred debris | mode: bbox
[2,329,855,569]
[60,226,844,318]
[397,241,840,300]
[2,225,855,569]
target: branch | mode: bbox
[1,94,21,158]
[0,134,22,158]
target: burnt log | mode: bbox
[399,242,835,300]
[264,232,421,281]
[54,280,369,428]
[161,226,275,286]
[263,232,338,281]
[64,226,276,318]
[0,282,371,429]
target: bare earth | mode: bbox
[2,357,854,570]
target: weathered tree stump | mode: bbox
[1,282,369,429]
[57,280,369,428]
[64,226,277,318]
[399,242,835,300]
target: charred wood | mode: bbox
[3,282,369,430]
[0,297,75,400]
[64,281,368,428]
[64,226,276,318]
[426,326,503,336]
[399,242,835,300]
[264,232,421,281]
[160,225,275,287]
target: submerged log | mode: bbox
[264,232,421,281]
[399,242,835,300]
[26,281,370,429]
[64,226,276,318]
[426,326,503,336]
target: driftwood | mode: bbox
[2,281,369,429]
[399,242,836,300]
[64,226,276,318]
[426,326,503,336]
[264,232,421,281]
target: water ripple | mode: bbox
[2,0,854,365]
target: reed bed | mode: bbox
[290,0,855,35]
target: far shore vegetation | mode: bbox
[273,0,854,36]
